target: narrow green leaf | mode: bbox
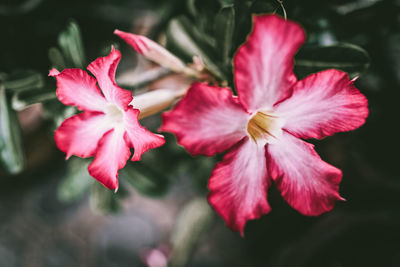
[58,21,86,69]
[294,43,370,79]
[12,88,57,111]
[167,16,226,80]
[218,0,234,7]
[2,70,44,93]
[0,84,25,174]
[57,158,93,203]
[119,161,170,197]
[169,198,214,267]
[186,0,197,17]
[215,6,235,66]
[48,47,67,71]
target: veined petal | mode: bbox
[208,138,271,235]
[234,14,305,112]
[87,47,133,110]
[54,112,113,159]
[267,132,343,216]
[88,127,131,190]
[49,68,107,112]
[275,69,369,139]
[114,30,195,75]
[160,82,249,156]
[123,108,165,161]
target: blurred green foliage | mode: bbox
[0,83,25,174]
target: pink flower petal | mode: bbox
[160,82,249,156]
[275,69,369,139]
[234,14,305,112]
[87,47,133,110]
[55,111,113,159]
[88,127,131,190]
[49,68,108,112]
[114,30,194,75]
[123,109,165,161]
[208,138,271,235]
[266,132,343,216]
[48,68,60,76]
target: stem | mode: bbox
[276,0,287,20]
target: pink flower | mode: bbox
[160,15,369,235]
[49,47,165,191]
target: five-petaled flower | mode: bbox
[49,47,165,191]
[161,15,369,235]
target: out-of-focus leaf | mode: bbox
[42,101,76,128]
[215,5,235,66]
[250,0,278,14]
[186,0,197,17]
[233,0,254,48]
[12,87,56,111]
[57,158,93,203]
[0,84,25,174]
[58,21,86,69]
[1,70,44,93]
[48,47,67,71]
[89,182,120,215]
[294,43,370,79]
[167,16,226,80]
[0,0,43,15]
[169,198,214,267]
[218,0,234,7]
[119,161,170,197]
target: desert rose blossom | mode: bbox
[49,47,165,191]
[160,15,369,235]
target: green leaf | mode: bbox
[1,70,44,93]
[57,158,93,203]
[89,182,120,215]
[48,47,67,71]
[218,0,234,7]
[12,87,57,111]
[119,161,170,197]
[169,198,214,267]
[294,43,370,79]
[215,5,235,66]
[166,16,226,80]
[0,84,25,174]
[58,21,86,69]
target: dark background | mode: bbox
[1,0,400,266]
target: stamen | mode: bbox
[247,111,281,144]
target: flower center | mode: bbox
[104,104,124,125]
[247,111,283,145]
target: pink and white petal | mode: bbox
[274,69,369,139]
[208,138,271,235]
[87,47,133,110]
[49,68,107,111]
[55,111,113,159]
[114,30,194,75]
[88,127,131,190]
[49,68,60,76]
[234,14,305,112]
[123,108,165,161]
[266,132,343,216]
[160,82,249,156]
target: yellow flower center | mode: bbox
[247,111,283,145]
